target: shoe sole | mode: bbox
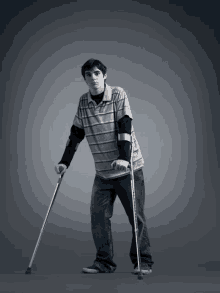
[82,268,115,274]
[82,268,99,274]
[133,269,152,275]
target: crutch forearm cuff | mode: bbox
[118,133,131,142]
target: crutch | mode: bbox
[25,173,65,274]
[130,136,143,280]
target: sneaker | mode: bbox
[133,265,152,275]
[82,264,102,274]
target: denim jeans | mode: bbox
[90,168,154,273]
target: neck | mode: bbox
[89,84,105,96]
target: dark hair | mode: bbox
[81,59,107,80]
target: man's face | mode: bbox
[84,66,107,91]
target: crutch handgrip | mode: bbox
[58,172,65,184]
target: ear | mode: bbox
[104,73,107,80]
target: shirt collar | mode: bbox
[88,84,112,105]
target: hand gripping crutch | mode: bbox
[25,173,65,274]
[130,136,143,280]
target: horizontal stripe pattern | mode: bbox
[72,84,144,179]
[84,122,115,137]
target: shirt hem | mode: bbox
[95,166,143,180]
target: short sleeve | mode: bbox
[72,98,84,129]
[115,89,133,121]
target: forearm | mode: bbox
[58,138,80,168]
[58,124,85,168]
[117,115,132,162]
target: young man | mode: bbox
[55,59,154,274]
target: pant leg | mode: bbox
[113,168,154,269]
[90,174,117,273]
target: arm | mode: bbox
[58,97,85,168]
[111,89,133,171]
[58,124,85,168]
[117,115,132,163]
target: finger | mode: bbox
[112,161,116,169]
[119,164,124,171]
[117,165,121,171]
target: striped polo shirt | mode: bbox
[72,83,144,179]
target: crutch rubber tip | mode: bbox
[138,274,143,280]
[25,267,32,274]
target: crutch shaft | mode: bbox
[130,138,141,273]
[27,173,64,269]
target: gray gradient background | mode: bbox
[1,0,219,274]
